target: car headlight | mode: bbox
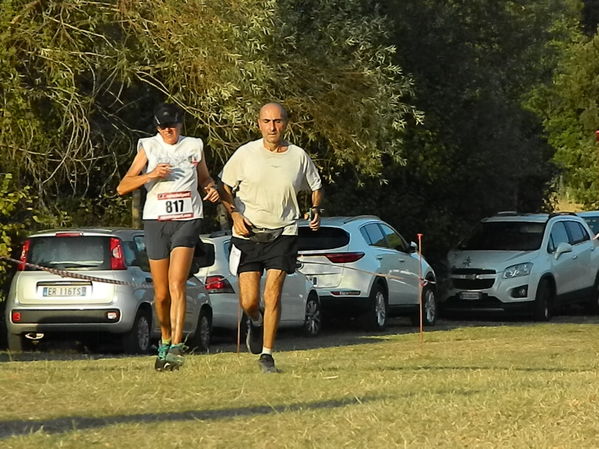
[503,262,533,279]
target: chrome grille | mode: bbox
[451,268,496,290]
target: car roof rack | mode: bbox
[548,212,578,218]
[495,211,520,216]
[342,215,381,223]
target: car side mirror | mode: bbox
[409,241,418,253]
[554,241,572,259]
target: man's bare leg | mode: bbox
[262,269,286,350]
[239,271,261,319]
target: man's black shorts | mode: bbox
[232,235,298,274]
[143,219,202,260]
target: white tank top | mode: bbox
[139,134,204,221]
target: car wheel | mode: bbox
[7,332,24,352]
[533,279,552,322]
[303,292,321,337]
[410,285,437,326]
[365,283,388,331]
[122,310,151,354]
[188,310,211,353]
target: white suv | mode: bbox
[297,216,437,330]
[444,212,599,320]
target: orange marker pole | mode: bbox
[417,233,424,344]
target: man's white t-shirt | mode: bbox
[221,139,322,237]
[138,134,205,221]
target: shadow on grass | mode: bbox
[371,365,597,374]
[0,395,378,440]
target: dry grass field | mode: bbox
[1,318,599,448]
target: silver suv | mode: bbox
[444,212,599,320]
[5,228,212,353]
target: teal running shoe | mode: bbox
[164,343,188,370]
[154,342,171,372]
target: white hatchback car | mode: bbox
[297,216,437,330]
[5,228,212,353]
[444,212,599,319]
[194,231,321,338]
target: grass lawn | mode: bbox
[1,322,599,448]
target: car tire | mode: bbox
[188,309,211,353]
[410,284,437,327]
[533,279,552,322]
[365,282,388,331]
[303,292,321,337]
[121,310,151,354]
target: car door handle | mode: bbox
[572,255,577,260]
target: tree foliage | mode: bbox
[0,174,33,296]
[532,28,599,207]
[0,0,590,275]
[0,0,420,212]
[325,0,582,266]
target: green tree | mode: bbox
[325,0,582,267]
[1,0,420,227]
[531,29,599,207]
[0,174,33,296]
[116,0,421,177]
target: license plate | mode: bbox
[42,286,88,297]
[459,291,481,300]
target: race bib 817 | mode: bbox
[157,191,193,220]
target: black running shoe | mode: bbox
[258,353,277,373]
[246,316,263,355]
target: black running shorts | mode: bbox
[143,219,202,260]
[232,235,298,274]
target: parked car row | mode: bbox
[4,215,438,353]
[11,210,597,354]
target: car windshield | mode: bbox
[27,236,112,270]
[458,221,545,251]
